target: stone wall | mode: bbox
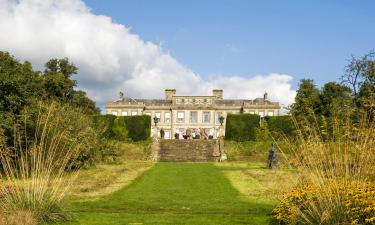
[151,139,226,162]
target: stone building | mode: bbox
[106,89,280,139]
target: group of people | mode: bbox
[159,128,215,140]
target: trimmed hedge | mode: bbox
[92,115,151,141]
[124,115,151,141]
[225,114,260,141]
[264,115,295,138]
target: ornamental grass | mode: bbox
[273,115,375,225]
[0,103,93,224]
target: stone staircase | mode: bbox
[151,139,225,162]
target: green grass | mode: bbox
[63,163,291,225]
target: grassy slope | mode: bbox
[64,163,295,225]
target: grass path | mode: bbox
[65,163,281,225]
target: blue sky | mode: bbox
[84,0,375,88]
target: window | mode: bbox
[145,112,151,116]
[249,111,255,114]
[177,111,185,123]
[112,111,118,116]
[155,112,161,119]
[131,111,138,116]
[164,112,171,123]
[258,111,264,117]
[190,111,198,123]
[121,111,128,116]
[203,112,210,123]
[268,111,274,116]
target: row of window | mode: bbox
[111,110,275,122]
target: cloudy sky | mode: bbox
[0,0,374,112]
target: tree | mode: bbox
[42,58,100,114]
[342,51,375,105]
[319,82,354,118]
[290,79,321,117]
[42,58,77,102]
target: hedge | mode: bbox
[264,115,295,138]
[92,115,151,141]
[225,114,260,141]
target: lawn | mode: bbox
[63,162,295,225]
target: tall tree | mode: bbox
[319,82,353,118]
[42,58,77,102]
[290,79,321,117]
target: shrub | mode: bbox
[273,181,375,225]
[273,116,375,225]
[225,114,260,141]
[0,103,89,223]
[264,115,295,138]
[124,115,151,141]
[93,115,151,142]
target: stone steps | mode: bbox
[151,139,225,162]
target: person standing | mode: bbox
[268,144,277,169]
[160,128,165,139]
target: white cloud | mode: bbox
[0,0,296,112]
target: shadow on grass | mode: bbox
[63,163,275,225]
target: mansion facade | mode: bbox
[106,89,280,139]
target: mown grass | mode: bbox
[63,162,295,225]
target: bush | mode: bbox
[225,114,260,141]
[273,181,375,225]
[273,116,375,225]
[264,115,295,138]
[124,115,151,141]
[0,103,88,223]
[93,115,150,142]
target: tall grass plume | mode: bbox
[0,102,95,224]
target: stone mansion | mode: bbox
[106,89,280,139]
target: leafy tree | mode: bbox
[290,79,321,117]
[42,57,99,114]
[341,51,375,118]
[319,82,354,118]
[42,58,77,102]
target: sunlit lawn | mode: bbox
[63,162,295,225]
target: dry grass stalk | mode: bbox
[0,103,88,223]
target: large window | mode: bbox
[155,112,161,119]
[190,111,198,123]
[258,111,264,117]
[202,112,210,123]
[131,111,138,116]
[268,111,274,116]
[164,112,171,123]
[121,111,128,116]
[177,111,185,123]
[112,111,118,116]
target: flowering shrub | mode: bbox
[273,181,375,225]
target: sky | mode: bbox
[0,0,374,112]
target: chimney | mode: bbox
[212,89,223,99]
[165,89,176,100]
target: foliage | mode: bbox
[273,181,375,225]
[289,79,321,118]
[93,115,151,142]
[124,115,151,141]
[0,51,100,146]
[273,115,375,225]
[225,113,260,141]
[0,104,88,224]
[264,115,295,138]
